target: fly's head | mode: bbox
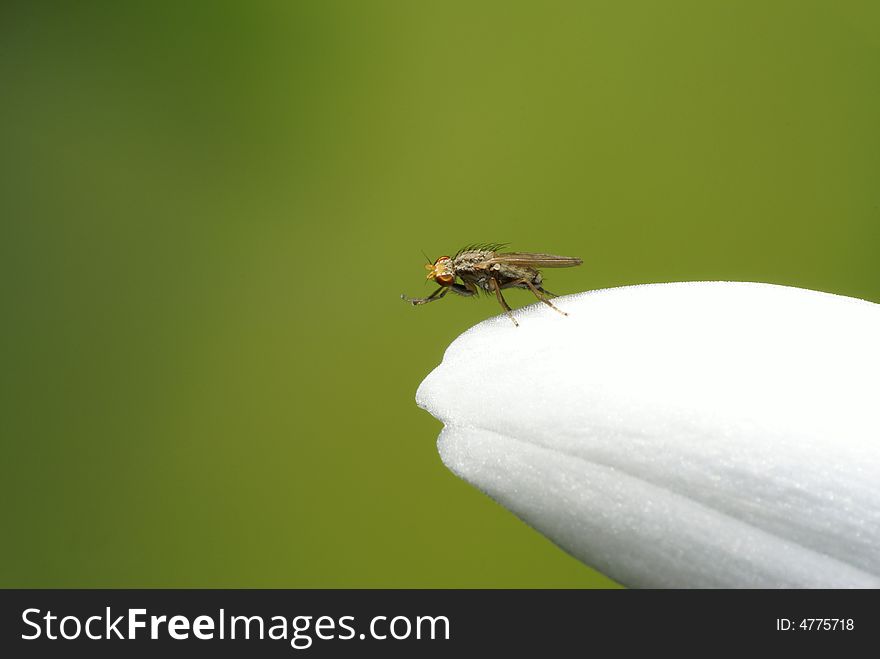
[425,256,454,286]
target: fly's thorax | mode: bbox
[452,250,496,273]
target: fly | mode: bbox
[401,243,583,326]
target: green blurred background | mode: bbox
[2,1,878,587]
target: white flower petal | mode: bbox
[416,282,880,587]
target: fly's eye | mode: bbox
[426,256,453,282]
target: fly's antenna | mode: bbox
[421,249,433,287]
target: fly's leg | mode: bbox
[503,279,568,316]
[448,283,476,298]
[489,277,519,326]
[401,286,449,306]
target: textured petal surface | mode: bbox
[416,282,880,587]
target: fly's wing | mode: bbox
[479,252,583,268]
